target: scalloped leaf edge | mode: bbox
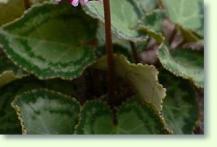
[0,2,96,80]
[157,44,204,88]
[11,88,80,134]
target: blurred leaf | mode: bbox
[178,25,202,43]
[0,0,9,3]
[142,10,166,33]
[162,0,204,37]
[0,0,47,26]
[139,9,166,43]
[0,2,96,80]
[158,45,204,88]
[134,0,157,12]
[0,0,25,26]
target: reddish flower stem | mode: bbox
[103,0,115,100]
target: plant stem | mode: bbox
[130,41,139,63]
[168,26,177,46]
[103,0,115,100]
[24,0,30,9]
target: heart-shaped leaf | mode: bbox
[160,70,198,134]
[158,45,204,88]
[0,2,97,80]
[94,54,166,112]
[0,78,45,134]
[1,76,87,134]
[12,89,80,134]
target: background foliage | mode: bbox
[0,0,204,134]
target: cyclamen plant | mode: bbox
[0,0,204,135]
[57,0,115,100]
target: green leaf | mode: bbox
[116,100,168,134]
[0,78,75,134]
[139,9,166,43]
[84,0,146,42]
[0,77,83,134]
[96,22,131,50]
[76,100,114,134]
[160,70,198,134]
[0,0,25,26]
[76,99,169,134]
[94,54,166,112]
[158,45,204,88]
[0,2,96,80]
[134,0,157,12]
[12,89,80,134]
[178,25,201,43]
[142,10,165,33]
[0,54,27,87]
[0,78,43,134]
[0,0,50,26]
[162,0,204,36]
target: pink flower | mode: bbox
[56,0,89,7]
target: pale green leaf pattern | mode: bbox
[134,0,157,12]
[139,9,166,43]
[162,0,204,36]
[117,100,167,134]
[76,100,114,134]
[76,100,169,134]
[84,0,145,42]
[160,70,198,134]
[158,45,204,88]
[0,3,97,80]
[12,89,80,134]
